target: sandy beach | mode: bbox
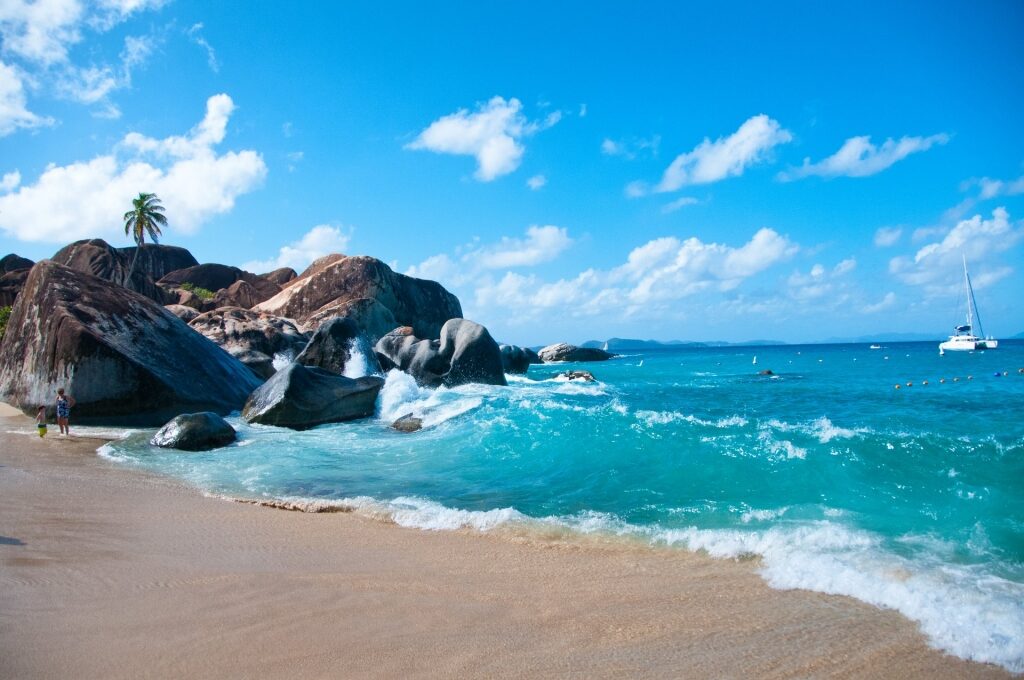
[0,405,1010,679]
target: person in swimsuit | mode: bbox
[56,388,75,435]
[36,405,47,438]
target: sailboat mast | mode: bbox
[964,255,985,338]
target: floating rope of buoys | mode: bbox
[894,384,901,389]
[922,380,929,385]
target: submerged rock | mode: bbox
[391,413,423,433]
[150,412,237,451]
[242,362,384,429]
[0,261,261,425]
[558,370,596,382]
[296,316,381,376]
[538,343,615,363]
[499,344,540,374]
[374,319,507,388]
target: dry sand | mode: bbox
[0,404,1010,679]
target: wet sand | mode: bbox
[0,405,1010,679]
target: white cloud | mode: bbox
[779,133,949,180]
[526,174,546,190]
[786,258,856,301]
[0,0,163,123]
[242,224,351,274]
[889,207,1022,294]
[661,196,699,214]
[971,174,1024,201]
[861,292,897,314]
[0,60,52,135]
[578,103,587,117]
[0,93,267,243]
[0,169,20,191]
[405,96,560,181]
[641,115,791,194]
[601,135,660,160]
[407,225,573,285]
[873,226,902,247]
[187,23,218,73]
[469,228,798,319]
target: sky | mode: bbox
[1,1,1023,345]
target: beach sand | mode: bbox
[0,404,1009,679]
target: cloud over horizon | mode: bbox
[242,223,351,274]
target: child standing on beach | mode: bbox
[56,388,75,435]
[36,406,47,438]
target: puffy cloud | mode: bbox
[405,96,560,181]
[0,60,52,135]
[889,207,1022,293]
[467,228,798,319]
[873,226,902,247]
[636,115,791,194]
[526,174,546,190]
[0,169,20,191]
[779,133,948,181]
[0,0,84,65]
[407,225,573,284]
[242,224,351,274]
[860,292,897,314]
[786,258,856,301]
[972,174,1024,201]
[0,93,267,242]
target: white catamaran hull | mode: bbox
[939,338,998,352]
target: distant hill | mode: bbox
[1012,331,1024,339]
[580,338,786,350]
[816,332,943,344]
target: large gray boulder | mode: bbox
[241,362,384,429]
[189,307,308,380]
[260,267,297,287]
[254,254,462,338]
[51,239,196,304]
[1,254,34,273]
[302,297,399,344]
[0,261,261,425]
[296,316,381,376]
[0,254,34,306]
[150,412,237,451]
[499,344,540,374]
[374,319,506,388]
[538,342,615,363]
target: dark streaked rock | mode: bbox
[296,316,381,376]
[499,344,540,374]
[0,261,261,425]
[241,362,384,429]
[189,307,308,380]
[150,412,237,451]
[558,370,597,382]
[374,319,506,388]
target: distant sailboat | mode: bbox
[752,355,757,365]
[939,255,999,354]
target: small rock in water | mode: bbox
[392,413,423,433]
[559,370,596,382]
[758,369,774,376]
[151,412,236,451]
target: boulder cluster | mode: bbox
[0,239,615,447]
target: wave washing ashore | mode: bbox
[99,341,1024,672]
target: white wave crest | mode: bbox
[376,370,483,428]
[635,410,748,429]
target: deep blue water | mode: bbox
[101,340,1024,671]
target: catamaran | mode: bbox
[939,255,999,353]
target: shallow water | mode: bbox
[101,340,1024,671]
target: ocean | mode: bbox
[100,340,1024,672]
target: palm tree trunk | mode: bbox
[125,238,142,289]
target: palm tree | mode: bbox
[122,192,167,281]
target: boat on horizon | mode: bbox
[939,255,999,354]
[869,344,882,350]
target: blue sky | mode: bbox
[1,1,1023,345]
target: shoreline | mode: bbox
[0,408,1011,679]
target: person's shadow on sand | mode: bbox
[0,535,26,546]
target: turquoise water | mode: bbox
[101,341,1024,671]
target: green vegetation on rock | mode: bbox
[180,282,215,300]
[0,306,11,341]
